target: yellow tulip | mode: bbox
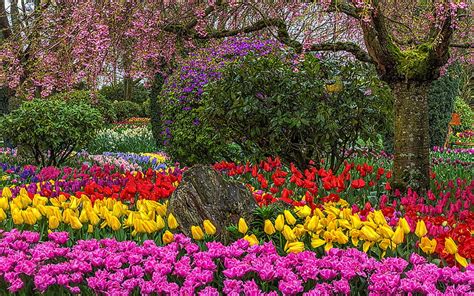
[324,241,333,252]
[163,230,174,244]
[238,217,248,234]
[282,225,296,241]
[191,226,204,240]
[361,226,380,241]
[350,229,361,246]
[275,214,285,232]
[243,234,259,246]
[351,214,362,229]
[69,216,83,230]
[378,225,395,239]
[334,230,349,244]
[295,205,311,218]
[285,241,305,253]
[49,215,60,229]
[284,210,296,225]
[311,236,326,248]
[167,213,179,229]
[398,218,411,234]
[392,226,405,245]
[264,219,275,235]
[1,187,12,198]
[0,208,6,222]
[88,224,94,233]
[415,220,427,238]
[156,215,165,230]
[203,220,217,235]
[419,237,437,254]
[79,209,89,223]
[0,197,9,210]
[455,253,468,268]
[444,237,458,254]
[363,241,373,253]
[337,219,351,230]
[108,216,122,231]
[22,210,37,225]
[306,215,319,232]
[373,211,387,225]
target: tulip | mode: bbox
[351,214,362,229]
[108,216,121,231]
[69,216,83,230]
[378,225,394,239]
[87,224,94,233]
[295,206,311,218]
[162,230,174,244]
[311,236,326,248]
[264,219,275,235]
[444,237,458,255]
[275,214,285,232]
[285,241,305,253]
[238,218,248,234]
[49,215,60,229]
[243,234,259,246]
[191,226,204,240]
[419,237,437,254]
[2,187,12,198]
[306,215,319,232]
[392,226,404,245]
[203,219,217,235]
[284,210,296,225]
[415,220,427,238]
[167,213,179,229]
[361,226,379,241]
[282,225,296,241]
[398,218,411,234]
[373,211,386,225]
[0,197,9,210]
[156,215,166,230]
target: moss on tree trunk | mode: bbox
[391,81,430,192]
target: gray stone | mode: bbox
[168,165,257,242]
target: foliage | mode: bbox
[99,81,150,104]
[0,99,102,166]
[87,125,157,154]
[453,96,473,133]
[50,90,116,124]
[112,100,143,121]
[428,65,461,147]
[198,54,392,170]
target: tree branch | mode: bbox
[308,42,373,63]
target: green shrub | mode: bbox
[99,82,150,104]
[428,65,461,147]
[112,100,143,121]
[454,96,473,132]
[50,90,116,123]
[0,99,102,166]
[164,53,392,169]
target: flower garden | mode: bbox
[0,1,473,295]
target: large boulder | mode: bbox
[168,165,257,242]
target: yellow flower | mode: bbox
[350,229,361,246]
[392,226,405,245]
[334,230,349,244]
[203,220,217,235]
[444,237,458,254]
[285,241,305,253]
[108,215,122,231]
[415,220,427,238]
[238,217,248,234]
[306,215,319,232]
[373,210,387,225]
[243,234,259,246]
[88,224,94,233]
[398,218,411,234]
[22,210,37,225]
[2,187,12,198]
[49,215,60,229]
[284,210,296,225]
[363,241,374,253]
[191,225,204,240]
[163,230,174,244]
[361,226,380,241]
[156,215,166,231]
[69,216,83,230]
[0,208,6,222]
[351,214,362,229]
[167,213,179,229]
[295,206,311,218]
[419,237,437,254]
[378,225,395,239]
[282,225,296,241]
[311,236,326,248]
[264,219,275,235]
[0,197,9,210]
[275,214,285,232]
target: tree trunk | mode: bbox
[391,80,431,193]
[123,75,133,101]
[150,73,164,147]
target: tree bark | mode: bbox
[391,81,431,193]
[123,75,133,101]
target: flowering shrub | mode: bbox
[87,125,156,154]
[0,230,472,295]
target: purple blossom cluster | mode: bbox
[0,229,472,295]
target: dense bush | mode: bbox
[0,99,102,166]
[112,100,143,121]
[50,90,116,123]
[165,53,392,169]
[454,96,473,132]
[428,65,461,147]
[99,81,150,104]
